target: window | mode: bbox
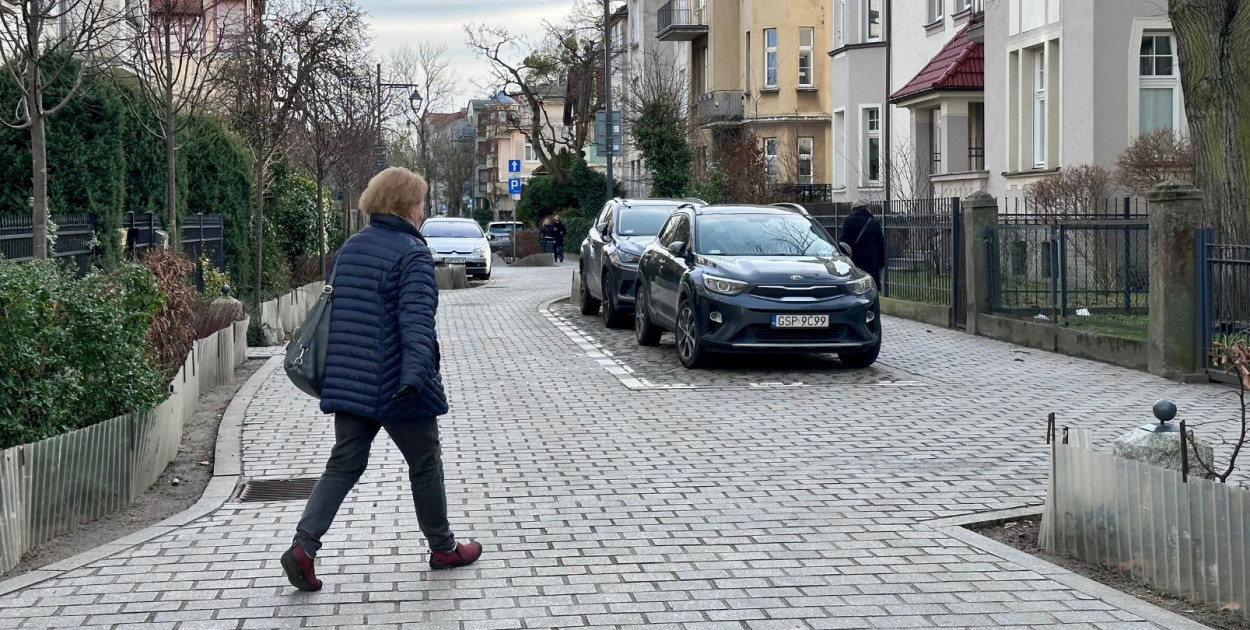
[524,139,537,162]
[631,0,641,43]
[955,0,972,11]
[764,28,778,88]
[930,110,942,174]
[1139,33,1179,134]
[1032,48,1046,167]
[864,0,882,42]
[833,111,846,188]
[927,0,943,24]
[798,27,814,87]
[836,0,846,48]
[797,137,814,185]
[764,137,779,181]
[864,107,881,185]
[672,214,691,247]
[745,32,751,92]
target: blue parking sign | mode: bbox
[508,178,522,195]
[508,160,522,173]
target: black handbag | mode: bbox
[284,265,336,398]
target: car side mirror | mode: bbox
[486,234,496,240]
[596,222,609,234]
[668,241,687,256]
[837,242,853,257]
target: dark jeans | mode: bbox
[294,413,456,557]
[554,244,565,262]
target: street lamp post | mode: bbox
[374,62,424,178]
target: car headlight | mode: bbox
[846,274,876,296]
[703,274,749,296]
[475,247,488,257]
[612,250,641,265]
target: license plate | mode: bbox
[444,258,466,265]
[771,314,829,328]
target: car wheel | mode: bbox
[838,341,881,369]
[635,285,662,347]
[477,271,491,281]
[601,275,628,329]
[578,267,600,316]
[675,297,709,369]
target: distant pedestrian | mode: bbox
[840,200,886,288]
[540,218,555,259]
[550,215,568,263]
[280,167,481,593]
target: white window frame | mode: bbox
[833,109,846,189]
[835,0,846,49]
[764,28,778,88]
[798,27,814,87]
[864,0,882,42]
[1138,32,1180,134]
[764,137,779,181]
[631,0,641,43]
[955,0,972,12]
[1032,48,1046,168]
[862,105,882,186]
[797,137,814,185]
[927,0,943,24]
[524,138,537,162]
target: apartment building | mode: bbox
[658,0,833,190]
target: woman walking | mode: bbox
[281,167,482,592]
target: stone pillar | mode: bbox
[1147,180,1204,380]
[962,190,998,335]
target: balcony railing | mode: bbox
[658,0,708,41]
[695,90,744,126]
[969,146,985,171]
[967,0,985,42]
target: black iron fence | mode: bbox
[123,212,158,257]
[806,198,962,309]
[0,213,97,276]
[181,214,225,291]
[772,183,832,204]
[1197,229,1250,374]
[988,220,1150,339]
[999,196,1149,224]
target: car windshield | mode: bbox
[424,222,483,239]
[696,214,837,257]
[616,206,673,236]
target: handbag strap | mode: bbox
[853,217,875,247]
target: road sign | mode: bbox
[508,160,522,173]
[594,110,624,157]
[508,178,522,195]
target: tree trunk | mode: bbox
[316,173,326,277]
[29,104,49,261]
[1170,0,1250,242]
[165,127,178,253]
[252,158,266,313]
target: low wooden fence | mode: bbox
[259,281,325,344]
[1041,430,1250,618]
[0,319,249,575]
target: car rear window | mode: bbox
[696,214,836,257]
[616,206,673,236]
[424,222,484,238]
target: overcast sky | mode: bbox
[360,0,573,109]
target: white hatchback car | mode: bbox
[421,218,492,280]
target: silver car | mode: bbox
[421,218,492,280]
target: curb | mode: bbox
[927,506,1214,630]
[0,356,281,598]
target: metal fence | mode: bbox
[181,214,225,292]
[806,198,962,310]
[122,211,158,258]
[772,184,832,204]
[998,196,1149,224]
[988,220,1150,339]
[0,213,97,275]
[1198,229,1250,374]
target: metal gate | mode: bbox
[1197,227,1250,376]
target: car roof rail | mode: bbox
[771,202,810,216]
[682,197,708,205]
[676,202,700,213]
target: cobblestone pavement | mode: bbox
[0,262,1238,629]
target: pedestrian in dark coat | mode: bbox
[281,167,482,593]
[840,200,887,288]
[550,215,568,263]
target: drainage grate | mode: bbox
[233,477,320,502]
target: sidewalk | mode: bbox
[0,263,1234,629]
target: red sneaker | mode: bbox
[281,545,323,592]
[429,541,483,570]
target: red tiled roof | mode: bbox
[889,25,984,103]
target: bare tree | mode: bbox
[222,0,364,310]
[425,117,476,217]
[1115,129,1196,196]
[0,0,125,259]
[386,43,457,208]
[121,0,230,251]
[621,48,692,198]
[325,68,376,234]
[1169,0,1250,242]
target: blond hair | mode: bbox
[359,167,428,220]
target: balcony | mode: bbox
[658,1,707,42]
[967,0,985,42]
[695,91,744,127]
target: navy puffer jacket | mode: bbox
[320,214,448,421]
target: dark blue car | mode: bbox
[634,204,881,369]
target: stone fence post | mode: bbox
[1147,180,1203,380]
[962,191,998,335]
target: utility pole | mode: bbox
[603,0,613,201]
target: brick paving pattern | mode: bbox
[0,261,1238,629]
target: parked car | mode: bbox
[421,217,492,280]
[577,198,699,328]
[486,221,524,254]
[634,203,881,369]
